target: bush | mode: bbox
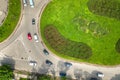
[115,39,120,53]
[44,26,92,59]
[87,0,120,20]
[20,78,28,80]
[38,75,52,80]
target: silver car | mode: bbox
[34,33,39,42]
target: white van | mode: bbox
[23,0,27,6]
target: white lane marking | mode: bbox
[18,35,29,52]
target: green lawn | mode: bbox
[40,0,120,65]
[0,0,21,42]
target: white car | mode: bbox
[34,33,39,42]
[97,72,104,77]
[23,0,27,6]
[29,61,37,66]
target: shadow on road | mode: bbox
[0,57,15,69]
[37,62,49,74]
[57,61,69,72]
[111,74,120,80]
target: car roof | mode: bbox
[43,49,49,55]
[46,60,53,65]
[65,62,72,65]
[59,72,66,77]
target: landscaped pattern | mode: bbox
[40,0,120,65]
[0,0,21,42]
[87,0,120,20]
[45,26,92,59]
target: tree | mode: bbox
[115,39,120,53]
[38,75,52,80]
[0,64,14,80]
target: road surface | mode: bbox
[0,0,120,80]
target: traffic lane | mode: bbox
[20,32,46,64]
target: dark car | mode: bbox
[43,49,49,55]
[64,62,72,67]
[46,60,53,65]
[32,18,35,25]
[59,71,66,77]
[90,77,98,80]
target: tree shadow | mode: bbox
[37,62,50,75]
[66,74,73,80]
[57,61,69,72]
[0,57,15,69]
[111,74,120,80]
[74,69,83,80]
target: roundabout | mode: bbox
[40,0,120,65]
[0,0,120,80]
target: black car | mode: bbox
[64,62,72,67]
[43,49,49,55]
[46,60,53,65]
[90,77,98,80]
[32,18,35,25]
[59,71,66,77]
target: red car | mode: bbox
[27,33,32,40]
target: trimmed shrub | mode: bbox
[87,0,120,20]
[44,26,92,59]
[115,39,120,53]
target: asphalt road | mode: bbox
[0,0,120,80]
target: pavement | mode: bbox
[0,0,120,80]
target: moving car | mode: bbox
[46,60,53,66]
[27,33,32,40]
[64,62,72,67]
[32,18,35,25]
[43,49,49,55]
[34,33,39,42]
[29,61,37,66]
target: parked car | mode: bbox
[64,62,72,67]
[43,49,49,55]
[32,18,35,25]
[23,0,27,6]
[97,72,104,77]
[59,71,66,77]
[34,33,39,42]
[46,60,53,66]
[27,33,32,40]
[90,77,98,80]
[29,61,37,66]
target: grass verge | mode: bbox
[0,0,21,42]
